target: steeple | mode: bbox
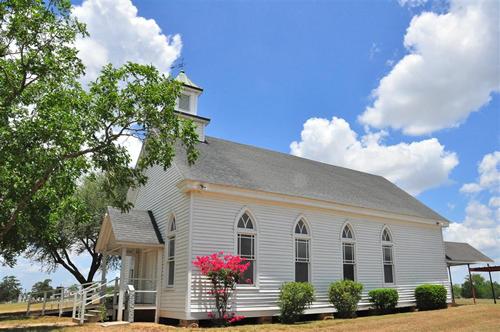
[174,71,203,115]
[174,71,209,141]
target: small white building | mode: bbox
[95,72,451,325]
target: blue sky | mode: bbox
[2,0,499,290]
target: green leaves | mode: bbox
[278,282,315,323]
[0,1,199,267]
[368,288,399,313]
[414,284,447,310]
[328,280,363,318]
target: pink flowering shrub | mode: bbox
[193,252,249,326]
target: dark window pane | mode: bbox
[384,264,393,283]
[295,223,301,234]
[168,261,175,285]
[179,94,190,110]
[343,243,354,262]
[296,240,309,260]
[238,235,254,258]
[383,246,392,263]
[238,260,254,284]
[342,226,352,239]
[237,218,245,228]
[295,262,309,282]
[168,238,175,258]
[343,264,355,281]
[382,229,391,242]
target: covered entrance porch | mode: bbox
[96,207,165,323]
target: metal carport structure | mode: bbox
[445,241,496,304]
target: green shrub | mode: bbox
[368,288,399,313]
[328,280,363,318]
[278,282,315,323]
[414,284,447,311]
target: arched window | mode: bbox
[166,216,176,287]
[236,212,256,285]
[341,224,356,281]
[381,227,394,284]
[294,218,310,282]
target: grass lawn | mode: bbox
[1,303,498,331]
[0,300,74,314]
[455,297,497,305]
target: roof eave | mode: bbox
[177,179,448,226]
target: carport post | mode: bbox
[487,264,497,304]
[448,265,455,304]
[467,264,476,304]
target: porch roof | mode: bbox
[445,241,493,266]
[96,207,164,252]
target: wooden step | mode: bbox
[84,313,101,323]
[72,317,88,324]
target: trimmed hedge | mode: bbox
[414,284,447,310]
[278,282,315,323]
[328,280,363,318]
[368,288,399,313]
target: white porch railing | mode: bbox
[72,278,119,324]
[21,281,95,317]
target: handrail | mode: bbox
[71,277,120,324]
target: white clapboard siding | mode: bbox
[133,164,190,316]
[189,192,450,318]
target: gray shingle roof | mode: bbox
[107,207,163,245]
[174,136,449,222]
[445,241,493,265]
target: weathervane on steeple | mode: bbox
[171,57,187,72]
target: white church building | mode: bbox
[95,72,451,325]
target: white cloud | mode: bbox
[444,222,500,253]
[360,0,500,135]
[73,0,182,83]
[290,116,458,195]
[398,0,428,7]
[459,183,482,194]
[445,151,500,264]
[460,151,500,194]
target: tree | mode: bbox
[24,173,126,284]
[0,0,198,265]
[452,284,462,299]
[31,279,53,295]
[460,274,499,299]
[0,275,21,302]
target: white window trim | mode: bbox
[234,207,259,289]
[381,226,396,285]
[165,214,176,289]
[293,215,312,283]
[340,221,357,281]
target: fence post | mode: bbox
[79,290,86,324]
[26,294,31,316]
[72,292,78,319]
[41,291,47,315]
[59,287,65,317]
[112,277,118,321]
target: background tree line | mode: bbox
[453,274,500,299]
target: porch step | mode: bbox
[85,313,101,323]
[72,313,101,324]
